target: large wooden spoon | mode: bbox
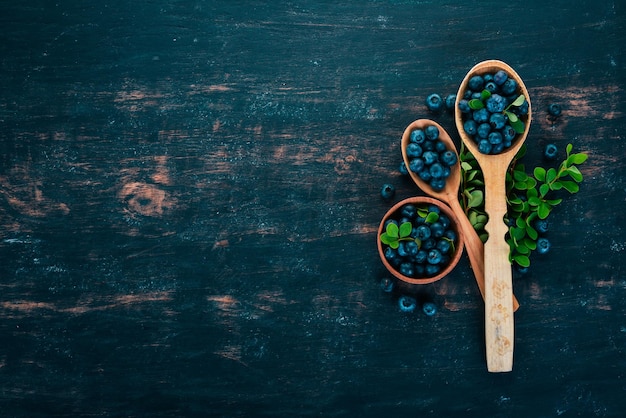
[455,60,532,372]
[401,120,519,312]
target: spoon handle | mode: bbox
[447,197,519,312]
[482,165,515,373]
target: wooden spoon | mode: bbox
[401,120,519,312]
[455,60,532,372]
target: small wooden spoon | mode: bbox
[401,120,519,312]
[455,60,532,373]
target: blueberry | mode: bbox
[489,112,506,130]
[430,222,445,238]
[544,143,558,160]
[427,204,440,215]
[492,143,504,154]
[477,123,491,139]
[422,151,439,165]
[435,140,447,153]
[468,75,485,91]
[415,225,431,241]
[536,237,551,254]
[399,262,414,277]
[380,183,395,201]
[380,277,394,293]
[405,240,419,257]
[502,125,517,142]
[483,73,494,83]
[418,169,431,182]
[464,119,478,136]
[502,78,517,95]
[548,103,562,118]
[478,139,492,154]
[384,219,399,229]
[429,162,445,179]
[425,264,441,276]
[458,99,471,113]
[430,178,445,191]
[441,150,457,167]
[398,295,417,312]
[534,219,549,234]
[445,229,457,243]
[493,70,508,86]
[516,100,529,116]
[422,302,438,316]
[414,250,427,264]
[399,161,409,176]
[445,94,457,111]
[384,247,400,266]
[463,89,472,99]
[410,129,426,144]
[406,143,423,158]
[401,204,417,219]
[425,125,440,141]
[436,239,451,254]
[397,241,410,258]
[486,94,506,113]
[409,158,425,173]
[438,214,450,229]
[488,131,503,145]
[426,93,443,112]
[427,248,443,265]
[472,108,489,123]
[422,238,437,250]
[421,140,435,151]
[513,264,529,277]
[484,81,498,93]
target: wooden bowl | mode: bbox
[454,59,532,157]
[377,197,465,285]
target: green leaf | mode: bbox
[386,222,399,238]
[514,181,528,191]
[528,196,541,206]
[523,238,537,250]
[516,243,531,255]
[567,152,588,165]
[566,143,573,155]
[506,111,519,123]
[513,254,530,267]
[537,202,551,219]
[388,240,399,249]
[510,226,526,240]
[425,212,439,224]
[534,167,546,182]
[481,89,492,101]
[513,169,528,182]
[380,233,396,246]
[399,222,412,238]
[560,180,580,193]
[539,183,550,197]
[546,198,562,206]
[526,177,537,189]
[479,233,489,243]
[526,224,538,240]
[468,99,484,110]
[550,181,563,191]
[461,161,473,172]
[468,190,484,208]
[475,214,488,224]
[511,94,526,107]
[546,168,557,183]
[516,217,526,228]
[510,119,525,134]
[566,166,583,183]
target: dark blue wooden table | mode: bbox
[1,1,625,416]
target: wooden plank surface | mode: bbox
[1,1,625,416]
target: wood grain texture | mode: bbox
[1,1,626,416]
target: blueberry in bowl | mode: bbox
[454,60,532,156]
[377,197,464,285]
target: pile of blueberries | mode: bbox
[405,125,458,192]
[458,69,528,155]
[383,203,458,279]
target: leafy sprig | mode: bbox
[505,143,588,267]
[380,221,414,249]
[459,142,588,268]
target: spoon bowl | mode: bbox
[401,119,519,311]
[455,60,532,372]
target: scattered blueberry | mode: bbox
[380,277,394,293]
[548,103,562,118]
[534,219,549,234]
[422,302,438,316]
[544,143,558,160]
[425,93,443,112]
[380,183,395,201]
[398,295,417,312]
[444,94,456,111]
[399,161,409,176]
[536,237,551,254]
